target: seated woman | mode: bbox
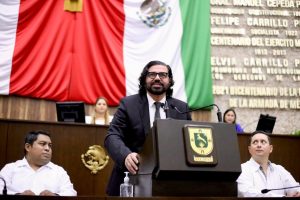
[86,97,113,125]
[223,108,244,133]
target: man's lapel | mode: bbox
[167,98,177,119]
[139,95,151,135]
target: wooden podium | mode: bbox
[133,119,241,197]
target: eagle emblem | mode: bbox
[137,0,171,28]
[81,145,109,174]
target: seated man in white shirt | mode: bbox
[0,130,77,196]
[237,131,300,197]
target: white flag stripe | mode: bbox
[123,0,187,102]
[0,0,20,94]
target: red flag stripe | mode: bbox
[10,0,126,105]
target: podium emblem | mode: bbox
[183,125,217,165]
[190,130,213,155]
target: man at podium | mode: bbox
[104,60,191,196]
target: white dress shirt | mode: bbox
[0,158,77,196]
[237,157,300,197]
[85,115,113,125]
[147,93,166,127]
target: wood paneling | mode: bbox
[0,121,8,168]
[0,96,210,122]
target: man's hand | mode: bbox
[39,190,57,196]
[291,191,300,197]
[18,190,35,195]
[125,152,139,174]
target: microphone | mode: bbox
[261,185,300,194]
[0,176,7,195]
[160,102,170,119]
[170,104,222,122]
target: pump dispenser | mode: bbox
[120,171,133,197]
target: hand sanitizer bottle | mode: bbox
[120,171,133,197]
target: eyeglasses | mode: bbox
[147,72,168,79]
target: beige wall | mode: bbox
[211,0,300,134]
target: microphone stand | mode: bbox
[261,185,300,194]
[171,104,222,122]
[162,101,170,119]
[0,176,7,195]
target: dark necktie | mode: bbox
[154,102,161,119]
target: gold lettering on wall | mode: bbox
[210,0,300,112]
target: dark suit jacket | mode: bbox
[104,94,192,196]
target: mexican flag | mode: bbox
[0,0,212,108]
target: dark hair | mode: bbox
[24,130,51,154]
[138,60,174,97]
[223,108,237,124]
[249,130,271,145]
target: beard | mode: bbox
[146,80,169,95]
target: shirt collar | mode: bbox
[146,93,166,106]
[249,157,274,172]
[17,157,54,169]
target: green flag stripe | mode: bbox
[179,0,213,109]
